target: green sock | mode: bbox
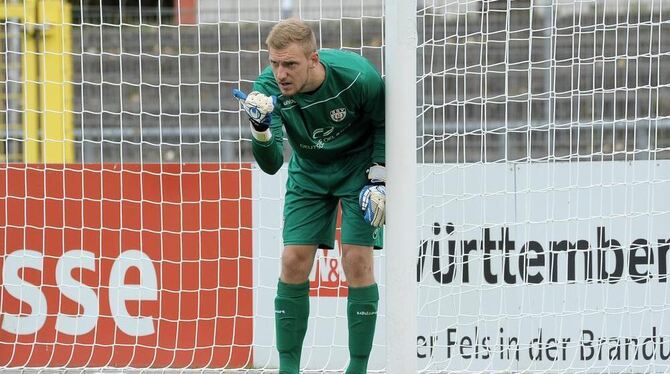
[275,280,310,374]
[346,283,379,374]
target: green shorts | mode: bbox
[283,152,383,249]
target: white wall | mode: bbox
[199,0,383,23]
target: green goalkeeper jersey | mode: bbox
[251,49,385,175]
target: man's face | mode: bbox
[269,42,317,96]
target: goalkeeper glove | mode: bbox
[358,163,386,227]
[233,88,276,142]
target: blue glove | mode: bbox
[359,164,386,227]
[232,88,277,132]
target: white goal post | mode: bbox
[2,0,670,373]
[385,0,418,373]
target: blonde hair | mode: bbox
[266,18,317,56]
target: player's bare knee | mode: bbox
[341,247,374,285]
[280,246,316,282]
[281,254,310,276]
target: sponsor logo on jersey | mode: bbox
[282,99,296,106]
[330,108,347,122]
[312,126,335,139]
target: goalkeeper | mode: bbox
[234,18,385,374]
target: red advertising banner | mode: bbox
[0,163,252,368]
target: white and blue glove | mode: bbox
[359,163,386,227]
[233,89,276,142]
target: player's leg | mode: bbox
[277,177,338,374]
[341,196,381,374]
[275,245,316,374]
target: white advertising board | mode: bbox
[254,160,670,372]
[418,161,670,372]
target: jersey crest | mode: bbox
[329,108,347,122]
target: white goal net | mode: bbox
[417,0,670,372]
[1,0,670,372]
